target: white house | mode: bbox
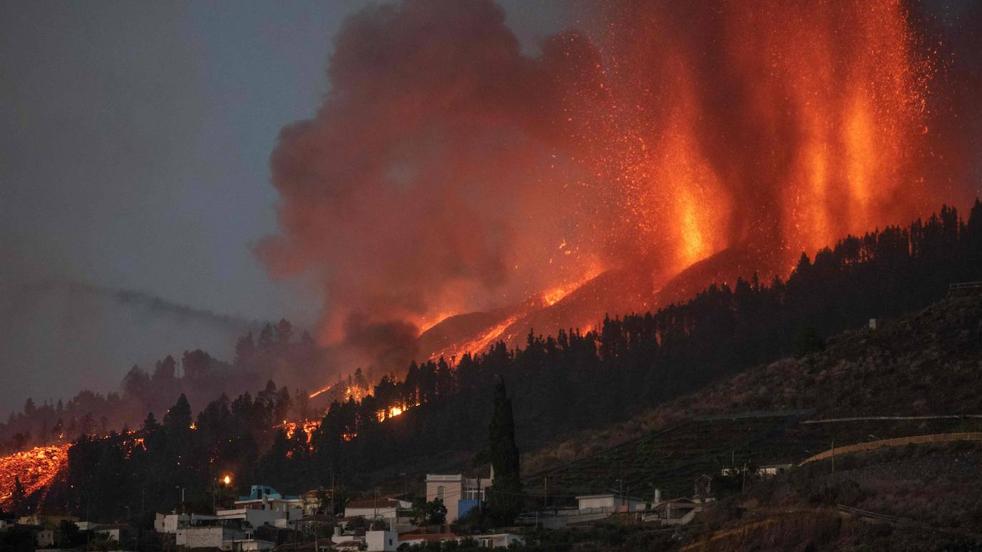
[643,498,703,526]
[343,497,411,522]
[425,471,492,523]
[474,533,525,548]
[216,507,290,529]
[176,526,246,550]
[576,494,646,513]
[233,485,303,521]
[227,538,276,551]
[365,529,399,551]
[93,524,127,543]
[154,513,188,533]
[397,532,523,549]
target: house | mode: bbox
[575,494,646,513]
[234,485,303,519]
[758,463,793,477]
[474,533,525,548]
[644,498,704,526]
[216,507,290,530]
[365,529,399,551]
[720,463,793,478]
[343,497,411,522]
[35,528,55,549]
[176,525,246,549]
[212,484,303,530]
[397,532,459,548]
[154,513,189,533]
[397,532,523,549]
[227,538,276,551]
[301,489,329,516]
[425,471,492,523]
[92,523,130,544]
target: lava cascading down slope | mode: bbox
[0,444,69,508]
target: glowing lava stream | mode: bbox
[428,314,521,361]
[0,443,70,507]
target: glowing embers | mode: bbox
[0,444,70,507]
[280,419,321,445]
[308,383,335,399]
[375,402,420,422]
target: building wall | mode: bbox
[365,530,398,552]
[176,526,243,549]
[577,496,615,511]
[36,529,54,548]
[426,475,463,522]
[344,506,397,521]
[155,513,188,533]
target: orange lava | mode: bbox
[0,444,70,507]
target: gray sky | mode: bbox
[0,1,571,411]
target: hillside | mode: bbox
[524,291,982,496]
[668,291,982,419]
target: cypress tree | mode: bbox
[486,376,523,524]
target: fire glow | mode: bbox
[264,0,947,371]
[0,444,69,507]
[281,419,320,445]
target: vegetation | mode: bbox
[12,200,982,526]
[486,377,523,524]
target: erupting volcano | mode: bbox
[261,0,971,378]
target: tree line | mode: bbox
[24,200,981,522]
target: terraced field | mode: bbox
[523,413,982,506]
[523,411,820,503]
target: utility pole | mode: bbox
[544,476,549,510]
[330,471,336,517]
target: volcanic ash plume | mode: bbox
[261,0,965,371]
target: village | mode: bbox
[0,459,800,552]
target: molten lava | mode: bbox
[265,0,961,380]
[0,444,69,507]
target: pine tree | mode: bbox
[486,376,523,524]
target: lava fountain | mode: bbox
[262,0,951,371]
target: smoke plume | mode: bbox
[261,0,979,372]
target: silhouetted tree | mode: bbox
[486,377,523,524]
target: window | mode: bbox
[437,486,444,501]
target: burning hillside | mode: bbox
[260,0,975,377]
[0,443,69,508]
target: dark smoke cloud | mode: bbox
[260,0,602,360]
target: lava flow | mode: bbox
[263,0,955,376]
[0,443,70,507]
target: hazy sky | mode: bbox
[0,1,571,411]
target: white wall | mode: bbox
[365,530,399,552]
[577,496,615,511]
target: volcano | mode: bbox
[418,245,778,360]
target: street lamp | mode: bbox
[214,473,233,512]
